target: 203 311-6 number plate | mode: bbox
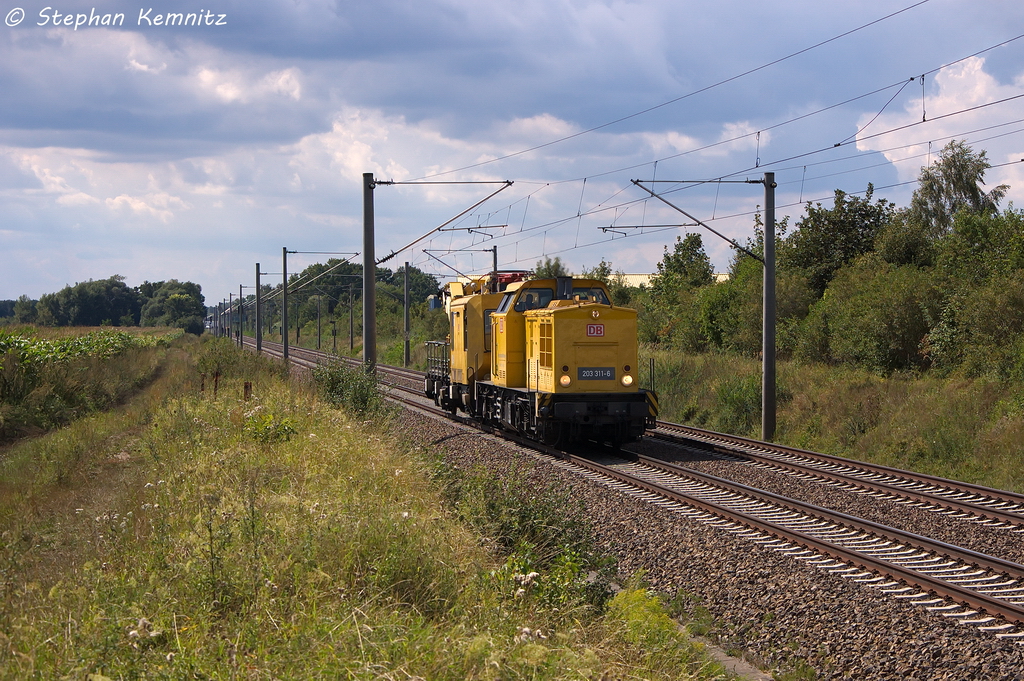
[578,367,615,380]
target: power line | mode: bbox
[407,0,935,181]
[432,30,1024,241]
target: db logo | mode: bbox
[586,324,604,337]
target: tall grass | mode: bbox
[0,338,730,680]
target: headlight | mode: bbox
[560,375,572,387]
[621,375,634,387]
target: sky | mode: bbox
[2,0,1024,304]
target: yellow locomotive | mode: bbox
[425,273,658,446]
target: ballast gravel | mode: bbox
[396,405,1024,681]
[632,436,1024,568]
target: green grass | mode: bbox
[0,336,733,680]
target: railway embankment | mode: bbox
[646,348,1024,495]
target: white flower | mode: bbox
[516,626,547,641]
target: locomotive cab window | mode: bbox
[497,292,514,314]
[571,287,610,305]
[513,287,554,312]
[483,309,496,352]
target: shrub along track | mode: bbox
[246,336,1024,678]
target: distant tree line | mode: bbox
[0,276,207,334]
[574,141,1024,378]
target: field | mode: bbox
[0,336,731,679]
[0,327,182,443]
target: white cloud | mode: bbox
[502,114,577,141]
[196,66,304,104]
[105,192,189,222]
[127,58,166,73]
[56,192,100,206]
[640,130,701,156]
[855,56,1024,204]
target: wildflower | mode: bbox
[401,511,410,519]
[517,627,547,641]
[514,572,540,587]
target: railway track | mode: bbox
[265,339,1024,533]
[241,335,1024,638]
[648,422,1024,531]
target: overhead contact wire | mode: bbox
[407,0,935,181]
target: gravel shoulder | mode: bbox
[400,406,1024,680]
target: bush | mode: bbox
[432,459,614,608]
[312,359,392,416]
[796,256,941,373]
[195,336,284,382]
[926,273,1024,377]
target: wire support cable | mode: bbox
[408,0,935,181]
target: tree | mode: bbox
[933,208,1024,285]
[910,140,1008,237]
[783,185,895,296]
[651,234,714,298]
[13,295,37,324]
[875,209,936,268]
[579,259,613,284]
[139,280,206,334]
[33,276,141,327]
[380,264,441,303]
[534,256,569,278]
